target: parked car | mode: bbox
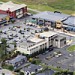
[69,54,73,57]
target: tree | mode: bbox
[19,30,22,34]
[13,42,17,48]
[0,47,4,61]
[11,19,15,23]
[19,72,24,75]
[2,73,5,75]
[1,38,7,55]
[54,71,73,75]
[1,38,7,45]
[44,27,49,31]
[0,30,2,33]
[24,28,26,30]
[31,59,36,64]
[8,65,14,71]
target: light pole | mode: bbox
[25,18,27,24]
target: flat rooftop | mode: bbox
[39,31,57,37]
[0,1,27,12]
[18,40,35,49]
[63,16,75,26]
[22,64,42,73]
[32,11,69,22]
[28,37,45,43]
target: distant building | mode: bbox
[39,31,57,48]
[21,64,43,75]
[31,11,69,28]
[6,55,27,69]
[17,37,47,54]
[0,69,14,75]
[0,1,27,18]
[39,31,66,48]
[16,31,66,55]
[32,11,75,32]
[36,69,54,75]
[63,16,75,32]
[55,36,66,48]
[0,14,10,26]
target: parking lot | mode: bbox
[0,16,75,72]
[0,16,42,49]
[38,45,75,71]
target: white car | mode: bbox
[58,54,62,56]
[69,54,73,57]
[54,52,57,55]
[55,55,59,57]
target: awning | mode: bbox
[31,19,37,23]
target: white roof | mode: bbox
[39,31,57,37]
[0,1,27,12]
[0,69,14,75]
[28,37,44,43]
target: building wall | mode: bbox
[60,38,66,48]
[44,38,49,48]
[23,6,27,15]
[0,10,7,14]
[16,41,47,55]
[16,34,66,54]
[0,6,27,18]
[17,47,31,54]
[12,11,16,18]
[54,38,66,48]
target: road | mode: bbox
[38,46,75,72]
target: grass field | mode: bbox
[0,0,75,14]
[67,45,75,52]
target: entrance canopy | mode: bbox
[31,19,37,23]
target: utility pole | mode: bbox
[25,18,27,24]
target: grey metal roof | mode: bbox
[32,11,69,22]
[37,70,54,75]
[22,64,42,73]
[9,55,27,65]
[0,14,8,18]
[63,16,75,27]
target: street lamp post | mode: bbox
[25,18,27,24]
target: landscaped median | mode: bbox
[67,45,75,52]
[40,63,75,75]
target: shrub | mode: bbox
[19,72,24,75]
[8,65,14,71]
[0,30,2,33]
[11,20,15,23]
